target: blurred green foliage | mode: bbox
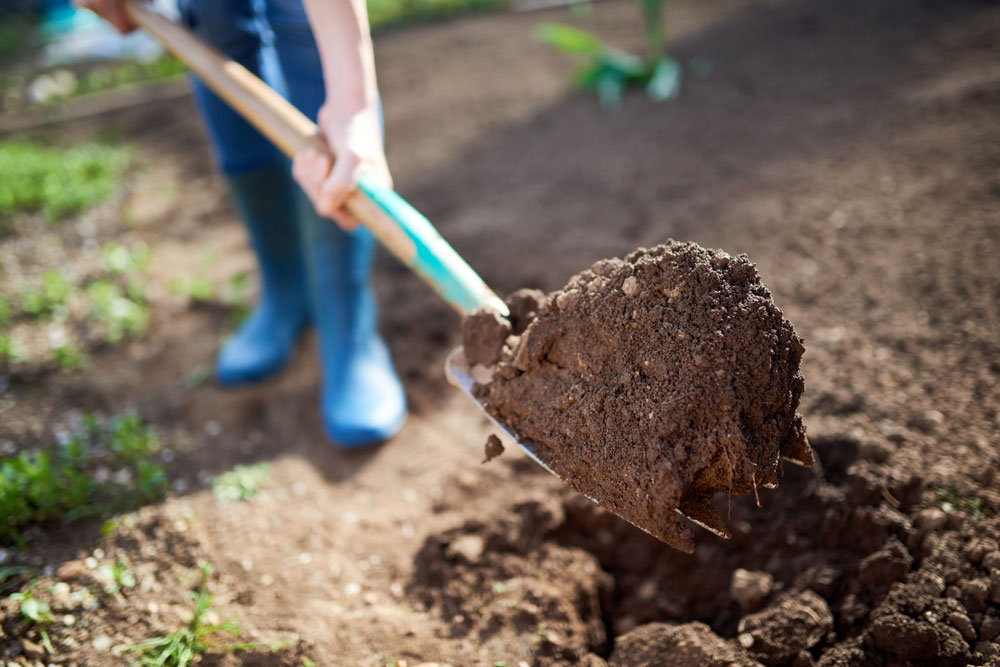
[0,412,168,546]
[0,139,129,221]
[535,0,681,107]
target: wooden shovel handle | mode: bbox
[124,0,507,316]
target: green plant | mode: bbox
[170,275,215,302]
[20,269,71,319]
[100,241,151,275]
[130,561,246,667]
[0,139,129,221]
[936,483,992,517]
[0,296,11,326]
[109,412,161,461]
[212,463,269,503]
[0,334,28,365]
[51,342,89,372]
[87,279,150,343]
[535,0,680,107]
[97,559,137,595]
[0,412,168,546]
[9,580,55,653]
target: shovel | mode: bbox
[123,2,565,476]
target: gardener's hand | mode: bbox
[75,0,136,34]
[293,103,392,231]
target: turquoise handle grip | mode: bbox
[357,173,508,317]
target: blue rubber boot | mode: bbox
[216,163,309,385]
[294,191,407,448]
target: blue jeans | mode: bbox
[178,0,325,174]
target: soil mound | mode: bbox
[463,241,813,550]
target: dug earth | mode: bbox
[461,240,814,551]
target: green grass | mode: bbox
[0,411,168,546]
[0,139,130,222]
[367,0,506,29]
[130,561,249,667]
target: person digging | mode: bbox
[79,0,407,448]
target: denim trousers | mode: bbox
[177,0,325,174]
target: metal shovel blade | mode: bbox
[444,346,561,477]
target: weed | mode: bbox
[20,269,71,320]
[100,241,151,275]
[0,412,168,546]
[0,296,11,326]
[9,579,55,653]
[212,463,269,502]
[170,275,215,302]
[0,333,28,365]
[0,139,129,221]
[97,558,136,595]
[535,0,680,107]
[109,412,161,461]
[87,279,149,343]
[936,483,992,518]
[51,342,89,372]
[130,561,245,667]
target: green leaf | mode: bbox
[646,56,682,101]
[533,23,605,56]
[596,70,627,108]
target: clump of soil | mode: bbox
[462,241,813,551]
[483,433,505,463]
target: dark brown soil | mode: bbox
[1,0,999,664]
[467,242,812,551]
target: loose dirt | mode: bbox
[465,241,812,551]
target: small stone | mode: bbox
[738,633,754,649]
[447,534,485,562]
[344,582,361,596]
[730,569,773,611]
[21,639,45,660]
[83,557,98,569]
[621,276,638,296]
[57,560,87,581]
[983,551,1000,571]
[92,635,113,652]
[482,434,504,463]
